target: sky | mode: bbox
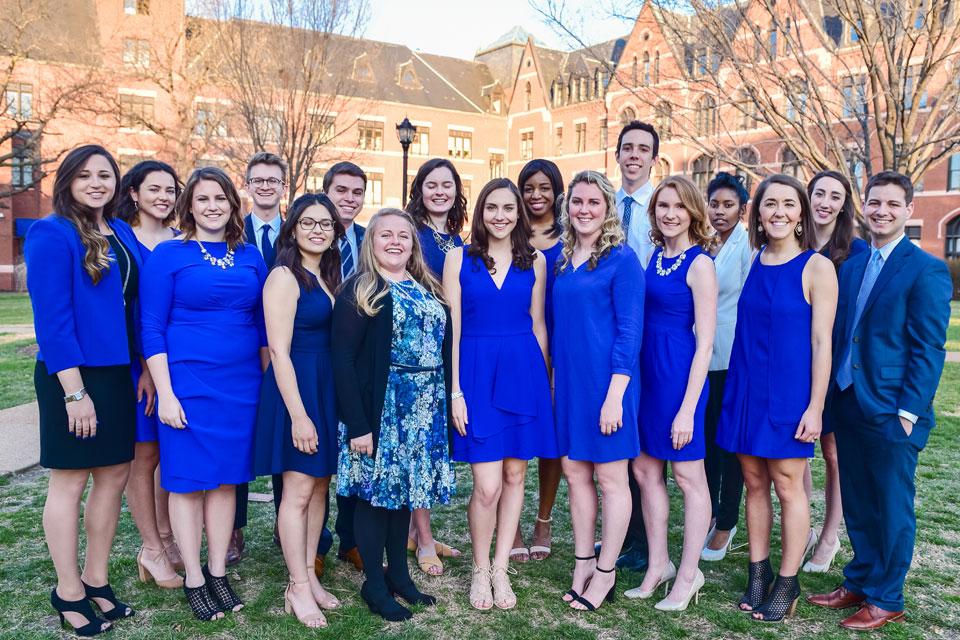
[362,0,634,59]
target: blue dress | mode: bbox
[418,226,463,277]
[542,241,562,339]
[452,253,557,463]
[253,275,338,478]
[552,245,644,463]
[337,279,455,509]
[639,246,709,461]
[717,249,816,459]
[130,239,163,443]
[140,239,267,493]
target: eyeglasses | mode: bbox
[248,177,285,187]
[298,217,335,231]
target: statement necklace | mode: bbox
[655,248,688,277]
[428,220,456,254]
[196,239,235,269]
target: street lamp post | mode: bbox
[396,117,416,207]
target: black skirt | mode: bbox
[35,361,136,469]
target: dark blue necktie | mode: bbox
[340,237,354,278]
[260,223,276,268]
[622,195,634,243]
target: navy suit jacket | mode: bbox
[831,237,952,434]
[245,213,280,269]
[352,222,366,248]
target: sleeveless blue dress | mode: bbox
[418,226,463,277]
[639,246,709,461]
[717,249,816,459]
[253,275,338,478]
[542,241,562,340]
[451,253,557,463]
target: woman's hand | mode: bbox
[350,433,374,456]
[291,415,319,454]
[671,410,694,450]
[451,395,468,437]
[158,393,188,430]
[66,394,97,439]
[137,367,157,417]
[599,396,623,436]
[795,407,822,443]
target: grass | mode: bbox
[0,364,957,639]
[0,335,37,409]
[0,292,33,326]
[947,302,959,352]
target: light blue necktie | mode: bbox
[837,249,884,390]
[622,195,634,243]
[340,236,354,279]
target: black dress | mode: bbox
[36,234,137,469]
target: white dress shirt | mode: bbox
[710,223,752,371]
[250,212,281,256]
[342,223,359,262]
[616,181,655,268]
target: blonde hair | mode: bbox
[353,208,445,316]
[557,171,625,272]
[648,176,716,251]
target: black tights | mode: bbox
[354,499,413,596]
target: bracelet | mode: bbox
[63,387,87,403]
[450,391,464,401]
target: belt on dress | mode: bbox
[390,363,442,374]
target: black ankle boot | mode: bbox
[384,572,436,606]
[752,574,801,623]
[360,580,413,622]
[738,558,774,612]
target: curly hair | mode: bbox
[466,178,536,273]
[557,171,625,272]
[648,175,716,251]
[175,167,246,251]
[405,158,468,235]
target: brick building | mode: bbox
[1,0,958,290]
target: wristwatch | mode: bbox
[63,388,87,403]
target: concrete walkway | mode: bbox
[0,402,39,475]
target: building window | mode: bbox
[124,0,149,15]
[948,154,960,190]
[695,95,717,137]
[364,172,383,206]
[739,94,756,129]
[122,39,150,68]
[735,147,759,192]
[120,93,154,129]
[489,153,504,179]
[358,119,383,151]
[642,52,651,86]
[946,216,960,259]
[520,131,534,160]
[786,79,808,121]
[555,125,563,155]
[655,102,672,141]
[654,51,661,84]
[632,56,638,87]
[905,66,928,109]
[574,122,587,154]
[448,129,472,159]
[194,104,226,137]
[314,115,336,144]
[306,167,325,192]
[691,155,714,192]
[905,225,922,246]
[411,126,429,155]
[10,137,35,188]
[525,82,532,111]
[768,28,778,58]
[842,75,867,118]
[619,107,637,127]
[781,147,801,179]
[4,83,32,119]
[652,157,670,185]
[600,118,608,151]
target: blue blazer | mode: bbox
[25,214,144,374]
[244,213,279,269]
[832,238,952,430]
[352,222,366,248]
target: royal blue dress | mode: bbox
[253,275,338,478]
[452,252,557,463]
[639,246,709,461]
[141,239,267,493]
[418,226,463,277]
[130,238,166,443]
[552,245,644,463]
[717,249,816,459]
[541,241,562,339]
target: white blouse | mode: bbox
[710,222,752,371]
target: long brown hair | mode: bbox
[557,171,624,272]
[176,167,245,250]
[466,178,536,273]
[53,145,122,284]
[749,174,816,251]
[275,193,343,292]
[406,158,468,235]
[648,175,716,251]
[807,170,858,268]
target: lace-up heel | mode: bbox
[738,558,773,612]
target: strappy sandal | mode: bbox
[529,516,553,561]
[571,566,617,612]
[508,545,530,563]
[490,565,518,610]
[305,566,340,610]
[82,581,135,621]
[285,580,327,629]
[470,565,493,611]
[203,566,243,613]
[563,554,596,603]
[50,588,112,636]
[416,548,444,576]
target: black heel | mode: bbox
[752,575,801,623]
[50,588,111,636]
[203,566,243,612]
[739,558,773,612]
[564,554,596,602]
[183,583,223,621]
[81,581,134,621]
[572,566,616,611]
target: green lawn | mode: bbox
[0,364,957,639]
[0,292,33,325]
[0,336,36,409]
[947,302,960,352]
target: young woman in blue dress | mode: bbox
[628,176,717,611]
[801,170,869,574]
[404,157,466,573]
[445,179,555,610]
[141,167,269,621]
[716,175,838,622]
[508,159,565,563]
[552,171,644,612]
[253,194,343,628]
[117,161,185,588]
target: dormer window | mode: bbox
[353,55,374,82]
[397,61,420,89]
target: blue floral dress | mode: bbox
[337,279,455,509]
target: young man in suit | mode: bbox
[230,152,287,565]
[808,171,952,631]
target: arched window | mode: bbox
[642,52,651,86]
[691,155,714,191]
[524,81,531,111]
[655,101,672,140]
[696,95,717,136]
[652,157,671,185]
[735,147,759,192]
[654,51,661,84]
[632,55,638,87]
[946,214,960,259]
[619,106,637,126]
[781,146,801,179]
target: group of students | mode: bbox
[25,117,952,636]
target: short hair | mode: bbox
[245,151,287,182]
[518,158,565,239]
[864,170,913,205]
[322,161,366,192]
[748,174,816,251]
[706,172,750,207]
[648,175,715,251]
[615,120,660,159]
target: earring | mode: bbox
[133,200,140,210]
[757,224,763,233]
[795,222,803,237]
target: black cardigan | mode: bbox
[331,276,453,453]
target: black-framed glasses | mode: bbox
[248,177,285,187]
[298,217,335,231]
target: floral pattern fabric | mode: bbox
[337,279,455,509]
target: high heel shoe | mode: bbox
[701,526,737,562]
[284,580,327,628]
[802,529,818,563]
[82,581,135,621]
[203,566,243,613]
[752,574,801,623]
[571,566,616,611]
[802,536,841,573]
[563,554,596,603]
[306,565,341,609]
[137,547,184,589]
[624,560,676,599]
[183,582,222,621]
[50,588,111,636]
[654,569,704,612]
[738,558,773,612]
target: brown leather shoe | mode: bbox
[225,529,244,567]
[314,555,326,579]
[807,585,866,609]
[337,546,364,571]
[839,603,905,630]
